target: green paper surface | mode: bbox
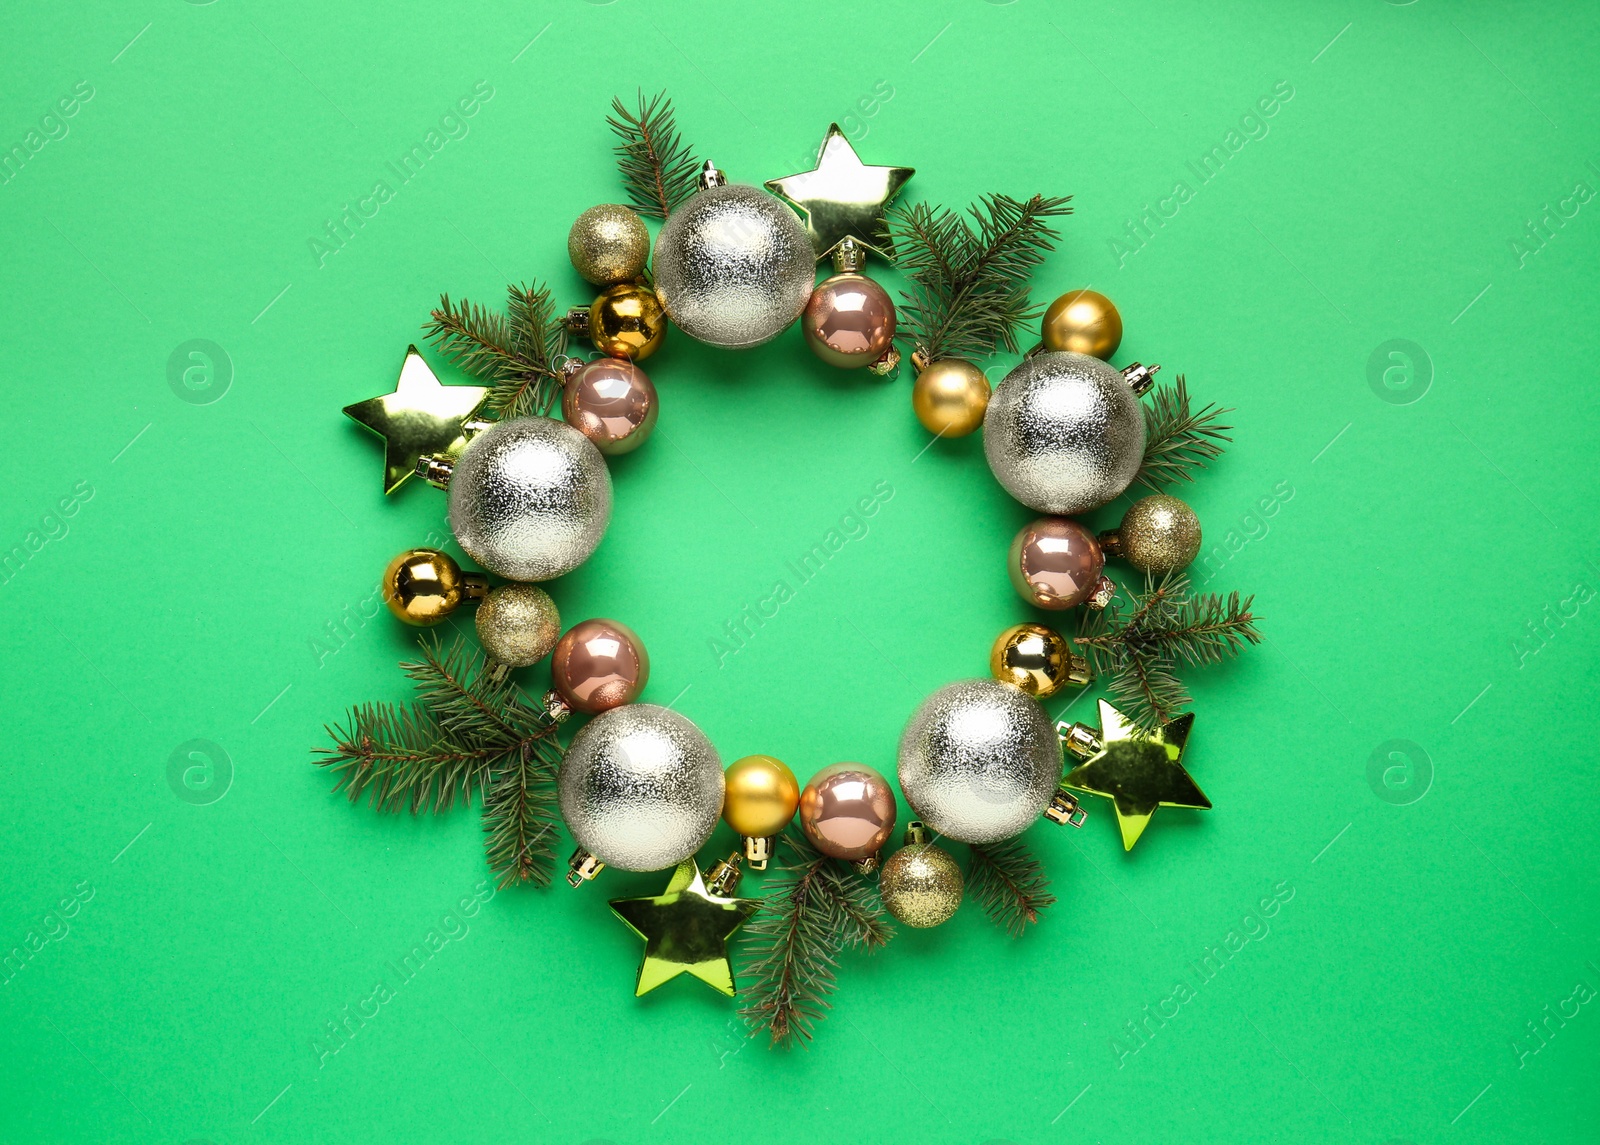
[3,2,1597,1142]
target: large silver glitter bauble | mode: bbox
[984,351,1146,515]
[447,417,611,582]
[897,679,1061,844]
[651,183,814,349]
[558,704,725,872]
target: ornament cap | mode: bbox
[1044,787,1088,828]
[903,820,931,846]
[1121,361,1161,397]
[543,688,572,723]
[562,305,591,335]
[705,852,744,897]
[415,454,454,489]
[850,854,881,876]
[567,847,606,887]
[1059,720,1103,760]
[868,346,901,378]
[742,834,774,870]
[1098,528,1124,558]
[831,236,866,273]
[1087,575,1117,610]
[697,160,726,189]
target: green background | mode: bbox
[4,0,1597,1141]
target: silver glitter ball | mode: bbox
[558,704,725,872]
[897,679,1061,844]
[447,416,611,582]
[984,351,1146,515]
[651,183,814,349]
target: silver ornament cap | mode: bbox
[897,678,1061,844]
[558,703,725,872]
[447,416,612,582]
[651,178,815,349]
[984,351,1147,515]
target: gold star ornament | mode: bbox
[765,124,913,261]
[1061,700,1210,851]
[608,858,759,997]
[343,346,488,494]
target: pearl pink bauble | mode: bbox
[1009,517,1109,610]
[562,358,658,456]
[799,763,897,861]
[550,619,650,714]
[802,273,897,368]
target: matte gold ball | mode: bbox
[722,755,801,839]
[382,548,482,626]
[475,583,560,667]
[1105,494,1202,575]
[1041,289,1122,359]
[879,834,963,928]
[567,204,650,287]
[990,622,1089,698]
[589,283,666,361]
[912,359,990,437]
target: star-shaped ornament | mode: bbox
[765,124,914,261]
[343,346,489,494]
[1062,700,1210,851]
[608,858,759,997]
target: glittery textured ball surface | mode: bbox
[567,204,650,286]
[984,351,1146,515]
[447,417,612,582]
[897,679,1061,844]
[879,843,963,928]
[1118,494,1202,574]
[558,704,725,872]
[474,583,560,667]
[651,183,814,349]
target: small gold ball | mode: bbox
[567,204,650,286]
[1041,289,1123,359]
[722,755,800,839]
[912,358,990,437]
[383,548,469,626]
[475,583,560,667]
[880,841,963,928]
[589,282,666,361]
[990,622,1087,698]
[1112,494,1202,575]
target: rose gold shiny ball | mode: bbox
[799,762,898,861]
[550,619,650,714]
[802,273,897,368]
[1009,517,1107,610]
[561,358,658,456]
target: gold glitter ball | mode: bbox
[879,828,963,928]
[475,583,560,667]
[1104,494,1202,575]
[568,204,650,287]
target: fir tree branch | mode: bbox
[423,282,566,421]
[967,837,1056,937]
[1077,574,1261,731]
[1136,375,1234,490]
[482,741,560,889]
[738,832,891,1048]
[888,193,1072,363]
[315,701,495,814]
[607,89,700,220]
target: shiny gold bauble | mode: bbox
[911,358,990,437]
[475,583,560,667]
[990,622,1090,698]
[589,283,666,361]
[1101,494,1203,575]
[382,548,486,626]
[1041,289,1122,359]
[879,825,962,928]
[722,755,801,839]
[567,204,650,286]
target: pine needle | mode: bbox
[316,701,495,814]
[607,89,701,220]
[1136,375,1234,490]
[887,193,1072,362]
[423,281,566,420]
[1077,573,1261,731]
[738,831,892,1048]
[482,742,560,889]
[967,838,1056,937]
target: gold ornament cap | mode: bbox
[1120,362,1161,397]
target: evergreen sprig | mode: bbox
[738,831,892,1048]
[1137,375,1234,490]
[607,89,701,220]
[424,281,567,421]
[887,193,1072,363]
[967,838,1056,936]
[1077,573,1261,731]
[316,634,563,887]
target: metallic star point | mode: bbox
[765,124,914,261]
